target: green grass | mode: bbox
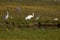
[0,28,60,40]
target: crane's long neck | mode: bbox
[32,13,34,16]
[6,11,9,17]
[7,13,9,16]
[7,11,9,13]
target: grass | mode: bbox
[0,28,60,40]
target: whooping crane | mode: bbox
[54,18,58,21]
[25,13,34,20]
[4,11,9,20]
[36,16,40,20]
[10,16,13,19]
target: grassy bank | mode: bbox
[0,28,60,40]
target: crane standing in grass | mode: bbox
[54,18,58,21]
[4,11,9,20]
[4,10,10,24]
[25,13,34,20]
[53,18,59,27]
[36,16,41,20]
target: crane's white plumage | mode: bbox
[10,16,13,19]
[36,16,40,20]
[4,11,9,20]
[54,18,58,21]
[25,13,34,20]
